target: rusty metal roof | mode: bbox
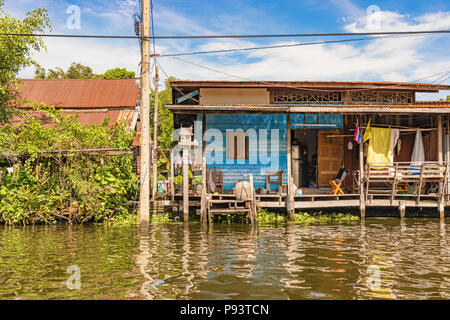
[170,80,450,92]
[167,102,450,114]
[18,79,139,109]
[11,109,138,129]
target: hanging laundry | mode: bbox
[411,129,425,165]
[366,127,392,165]
[396,139,402,155]
[389,129,400,162]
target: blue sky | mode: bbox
[4,0,450,99]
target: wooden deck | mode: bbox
[152,161,449,222]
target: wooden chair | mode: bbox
[329,168,349,195]
[265,170,283,193]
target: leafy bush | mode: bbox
[0,104,138,225]
[173,175,183,185]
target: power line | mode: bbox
[0,30,449,40]
[150,30,450,39]
[169,56,450,93]
[416,73,450,98]
[158,33,431,57]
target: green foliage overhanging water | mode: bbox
[0,104,138,225]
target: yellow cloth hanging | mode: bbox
[363,119,371,143]
[366,127,392,165]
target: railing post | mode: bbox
[359,140,365,219]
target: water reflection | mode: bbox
[0,219,449,300]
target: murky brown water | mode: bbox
[0,219,449,300]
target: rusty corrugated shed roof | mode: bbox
[11,109,138,129]
[18,79,139,109]
[167,102,450,114]
[170,80,450,92]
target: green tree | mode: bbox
[440,95,450,102]
[0,0,51,123]
[95,67,135,79]
[66,62,94,79]
[35,63,135,79]
[151,77,176,149]
[34,62,93,79]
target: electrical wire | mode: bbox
[168,56,450,93]
[158,33,433,57]
[0,29,449,40]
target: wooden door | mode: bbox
[317,130,344,187]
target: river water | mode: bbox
[0,218,449,300]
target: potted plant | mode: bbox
[173,175,183,194]
[192,176,203,195]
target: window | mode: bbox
[226,131,249,160]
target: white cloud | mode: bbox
[18,5,450,100]
[19,37,141,78]
[155,9,450,100]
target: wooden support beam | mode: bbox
[359,137,366,219]
[176,90,199,104]
[200,113,207,224]
[417,162,425,205]
[286,113,294,221]
[399,202,405,220]
[438,115,443,164]
[170,150,176,214]
[182,145,189,222]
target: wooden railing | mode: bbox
[362,162,449,204]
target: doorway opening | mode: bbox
[291,130,318,188]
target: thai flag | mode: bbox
[354,120,361,144]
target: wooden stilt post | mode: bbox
[437,115,445,220]
[170,150,176,214]
[200,113,207,224]
[139,0,151,226]
[151,66,160,201]
[359,131,366,220]
[399,202,405,220]
[182,145,189,222]
[286,113,294,221]
[179,128,193,223]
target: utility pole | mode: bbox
[152,66,159,200]
[139,0,151,226]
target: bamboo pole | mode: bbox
[139,0,151,226]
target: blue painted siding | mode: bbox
[204,114,287,191]
[290,114,343,129]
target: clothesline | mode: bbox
[328,128,435,138]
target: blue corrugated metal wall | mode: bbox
[204,114,287,191]
[290,114,343,129]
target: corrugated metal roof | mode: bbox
[11,109,138,129]
[170,80,450,91]
[18,79,139,109]
[167,103,450,114]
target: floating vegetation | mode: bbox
[150,214,172,224]
[213,209,359,225]
[292,211,360,224]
